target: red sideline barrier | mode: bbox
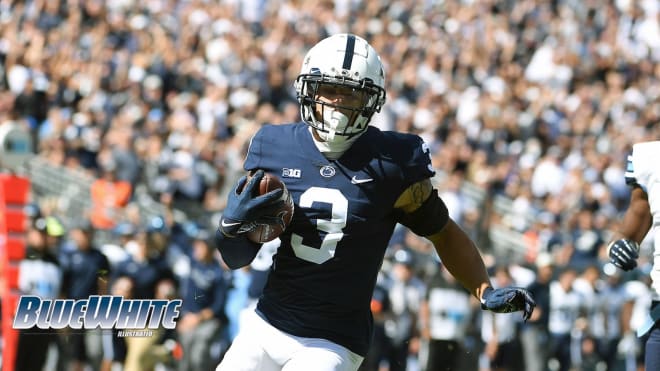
[0,174,30,371]
[5,264,19,289]
[0,175,29,204]
[4,208,26,234]
[5,237,25,261]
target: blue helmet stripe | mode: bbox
[342,34,356,70]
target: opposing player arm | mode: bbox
[613,185,652,243]
[394,179,492,301]
[607,185,652,271]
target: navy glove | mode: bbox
[608,238,639,271]
[219,170,284,238]
[481,286,536,322]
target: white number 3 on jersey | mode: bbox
[291,187,348,264]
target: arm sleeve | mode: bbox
[214,230,261,269]
[393,136,445,236]
[398,189,449,237]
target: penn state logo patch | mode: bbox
[319,165,336,178]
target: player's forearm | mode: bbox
[613,187,652,243]
[427,219,492,301]
[214,230,261,269]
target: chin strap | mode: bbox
[309,127,361,158]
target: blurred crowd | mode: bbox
[1,0,659,370]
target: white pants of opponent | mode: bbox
[217,309,364,371]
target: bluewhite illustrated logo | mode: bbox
[13,295,182,331]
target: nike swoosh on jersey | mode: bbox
[351,176,374,184]
[221,220,242,227]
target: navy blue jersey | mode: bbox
[244,123,435,355]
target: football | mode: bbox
[245,172,294,243]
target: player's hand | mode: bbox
[219,170,284,237]
[480,286,536,322]
[608,238,639,271]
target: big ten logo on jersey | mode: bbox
[282,168,302,178]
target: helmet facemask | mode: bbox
[297,74,385,143]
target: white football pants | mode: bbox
[216,309,364,371]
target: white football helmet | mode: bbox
[295,34,386,147]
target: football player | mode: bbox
[215,33,535,371]
[607,141,660,370]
